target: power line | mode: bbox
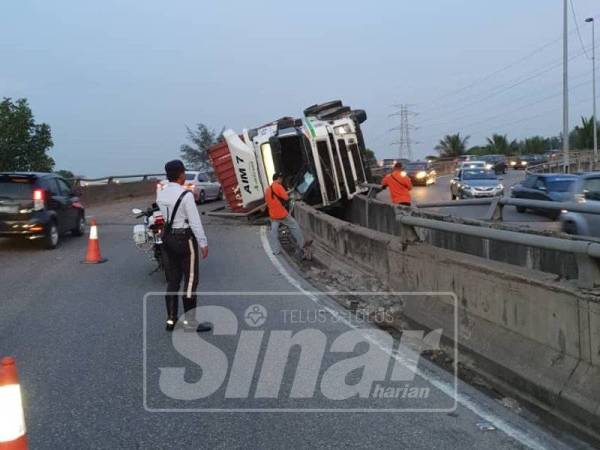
[418,34,567,114]
[422,69,592,131]
[570,0,591,59]
[417,39,598,126]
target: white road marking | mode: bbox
[259,226,547,450]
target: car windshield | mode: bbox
[463,162,485,168]
[185,173,197,181]
[463,170,497,180]
[405,163,427,170]
[0,178,33,199]
[545,178,576,192]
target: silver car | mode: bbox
[560,173,600,237]
[184,171,223,204]
[450,169,504,200]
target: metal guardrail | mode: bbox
[71,173,164,185]
[395,210,600,289]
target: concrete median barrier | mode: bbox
[294,201,600,437]
[79,180,156,206]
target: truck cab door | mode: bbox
[223,129,265,208]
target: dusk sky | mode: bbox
[2,0,600,176]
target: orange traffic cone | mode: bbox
[0,357,28,450]
[83,218,107,264]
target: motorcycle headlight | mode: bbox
[416,171,427,179]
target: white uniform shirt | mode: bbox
[156,182,208,247]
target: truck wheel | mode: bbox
[43,220,59,250]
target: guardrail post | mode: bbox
[486,197,503,222]
[576,253,600,289]
[396,211,420,248]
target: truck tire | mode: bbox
[304,100,343,117]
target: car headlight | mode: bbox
[461,184,471,190]
[521,161,528,166]
[416,171,427,179]
[510,161,516,166]
[401,171,407,177]
[485,164,493,170]
[496,184,504,190]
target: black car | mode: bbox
[0,172,86,249]
[510,173,579,218]
[404,161,437,186]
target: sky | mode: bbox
[2,0,600,176]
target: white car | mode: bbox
[156,171,223,204]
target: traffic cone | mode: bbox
[83,218,107,264]
[0,357,28,450]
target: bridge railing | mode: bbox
[70,173,164,186]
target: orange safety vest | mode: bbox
[265,181,289,220]
[382,171,413,204]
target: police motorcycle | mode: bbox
[131,203,165,273]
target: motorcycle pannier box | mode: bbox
[133,224,147,244]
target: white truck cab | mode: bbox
[220,101,370,211]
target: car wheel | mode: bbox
[43,221,59,250]
[71,212,85,236]
[562,221,578,235]
[198,190,206,204]
[516,206,526,213]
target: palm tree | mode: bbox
[571,116,597,150]
[435,133,470,157]
[485,134,517,155]
[519,136,546,155]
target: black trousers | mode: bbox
[162,231,199,321]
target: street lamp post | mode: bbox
[563,0,570,172]
[586,17,598,164]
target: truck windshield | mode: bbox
[295,171,315,195]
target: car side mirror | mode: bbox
[132,208,142,215]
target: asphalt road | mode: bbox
[0,196,589,449]
[376,170,560,231]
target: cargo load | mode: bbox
[208,100,371,213]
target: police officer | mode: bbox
[157,160,210,332]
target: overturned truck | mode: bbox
[209,100,371,214]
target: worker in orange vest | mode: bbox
[381,162,413,206]
[265,173,306,256]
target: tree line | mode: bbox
[434,116,599,158]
